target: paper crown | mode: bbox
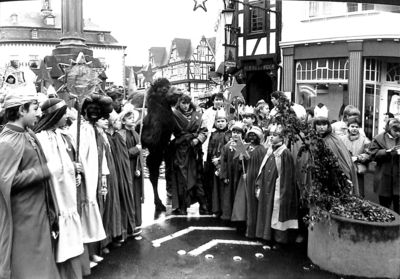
[230,121,245,131]
[242,105,256,116]
[246,126,264,141]
[314,105,329,119]
[269,123,284,135]
[215,108,227,120]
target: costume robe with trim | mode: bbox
[70,120,106,243]
[255,144,298,243]
[36,129,84,263]
[0,124,60,279]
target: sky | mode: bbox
[84,0,221,66]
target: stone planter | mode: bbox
[308,208,400,279]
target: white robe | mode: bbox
[70,120,106,243]
[36,129,84,263]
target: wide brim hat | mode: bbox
[119,108,140,123]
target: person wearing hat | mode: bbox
[241,105,258,132]
[118,108,143,236]
[369,118,400,214]
[34,98,87,278]
[220,121,247,221]
[255,124,299,247]
[0,84,60,278]
[204,108,231,217]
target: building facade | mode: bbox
[281,1,400,139]
[146,36,216,99]
[0,0,126,87]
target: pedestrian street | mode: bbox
[87,179,337,279]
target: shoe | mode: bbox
[102,248,110,255]
[89,261,98,269]
[132,227,142,236]
[166,196,172,206]
[111,242,122,248]
[91,255,103,263]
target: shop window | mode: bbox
[296,58,349,82]
[386,63,400,82]
[347,3,374,13]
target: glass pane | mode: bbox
[269,32,276,53]
[270,12,276,29]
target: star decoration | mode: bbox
[193,0,207,12]
[33,60,52,86]
[227,77,246,101]
[56,52,101,101]
[141,64,155,83]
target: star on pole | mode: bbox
[193,0,208,12]
[142,64,155,83]
[226,77,246,101]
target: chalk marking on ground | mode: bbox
[188,239,263,256]
[151,226,235,246]
[141,214,215,228]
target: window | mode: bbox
[44,15,55,26]
[296,58,349,82]
[386,63,400,82]
[250,7,264,33]
[29,55,39,69]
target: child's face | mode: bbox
[261,105,270,116]
[213,97,224,109]
[179,101,190,112]
[215,118,227,130]
[112,118,122,130]
[247,132,258,144]
[271,132,283,145]
[243,115,255,126]
[96,117,109,129]
[315,124,328,135]
[122,114,135,129]
[231,129,242,141]
[348,123,359,136]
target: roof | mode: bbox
[206,37,216,55]
[149,47,167,67]
[171,38,192,61]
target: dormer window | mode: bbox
[31,29,38,39]
[98,33,105,42]
[44,15,55,26]
[11,14,18,25]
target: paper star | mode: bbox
[193,0,207,12]
[142,64,155,83]
[34,60,52,85]
[227,77,246,101]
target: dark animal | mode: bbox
[141,78,181,212]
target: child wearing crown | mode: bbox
[220,121,247,221]
[242,105,258,133]
[204,108,231,217]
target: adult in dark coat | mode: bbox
[368,118,400,213]
[170,95,208,215]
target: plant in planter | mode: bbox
[272,94,400,279]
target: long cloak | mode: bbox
[255,144,298,243]
[124,129,143,227]
[70,120,106,243]
[111,132,136,238]
[36,129,84,263]
[245,144,266,238]
[323,133,359,195]
[220,141,243,220]
[0,124,60,279]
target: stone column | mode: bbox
[347,40,363,108]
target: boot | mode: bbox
[198,197,210,215]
